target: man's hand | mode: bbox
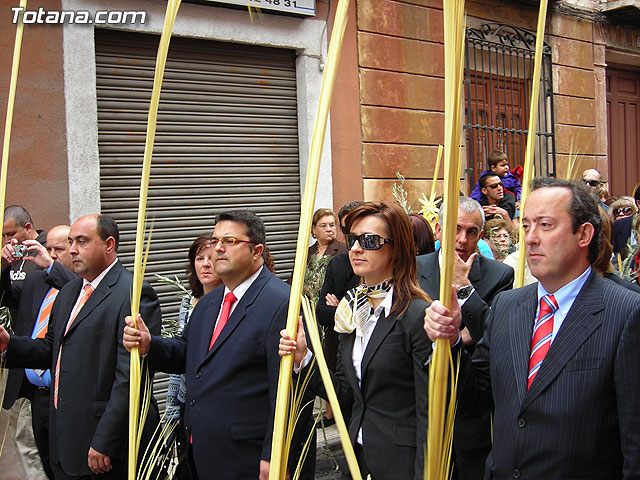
[259,460,270,480]
[325,293,339,307]
[453,252,477,289]
[278,316,308,366]
[0,325,9,352]
[123,314,151,356]
[21,240,53,269]
[88,447,112,474]
[424,286,462,346]
[1,240,19,267]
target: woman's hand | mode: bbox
[278,316,308,366]
[325,293,339,307]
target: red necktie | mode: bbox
[209,291,236,350]
[54,284,94,408]
[527,294,558,389]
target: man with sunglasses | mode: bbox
[582,168,610,213]
[417,196,514,480]
[123,210,290,480]
[478,172,516,222]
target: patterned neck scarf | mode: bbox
[334,278,393,334]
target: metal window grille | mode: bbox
[464,23,556,187]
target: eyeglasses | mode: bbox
[613,206,634,217]
[487,182,503,189]
[582,179,601,187]
[206,236,255,248]
[345,233,393,250]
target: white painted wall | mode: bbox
[61,0,332,221]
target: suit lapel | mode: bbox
[203,268,269,361]
[360,311,397,380]
[509,292,537,404]
[468,256,483,286]
[64,263,122,337]
[197,290,223,360]
[521,273,604,411]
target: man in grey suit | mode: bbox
[417,197,513,479]
[425,177,640,479]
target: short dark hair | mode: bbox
[4,205,33,227]
[487,150,508,168]
[338,201,364,224]
[633,184,640,204]
[215,210,266,248]
[530,176,602,264]
[96,215,120,251]
[479,172,501,190]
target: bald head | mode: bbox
[582,169,603,195]
[69,215,119,281]
[46,225,72,270]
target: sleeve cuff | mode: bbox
[293,349,314,374]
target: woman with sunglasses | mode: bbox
[610,196,637,221]
[280,202,431,480]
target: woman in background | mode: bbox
[409,213,436,256]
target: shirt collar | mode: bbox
[223,265,263,302]
[82,258,118,290]
[537,265,591,310]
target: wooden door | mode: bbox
[607,68,640,196]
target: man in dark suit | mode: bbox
[417,196,514,480]
[1,225,77,479]
[425,177,640,478]
[123,210,289,480]
[0,214,162,479]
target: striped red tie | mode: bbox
[527,294,558,389]
[54,284,94,408]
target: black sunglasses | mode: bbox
[613,206,634,217]
[345,233,393,250]
[582,179,601,187]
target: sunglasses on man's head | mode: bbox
[345,233,393,250]
[582,179,601,187]
[613,206,634,217]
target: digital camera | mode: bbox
[12,245,28,258]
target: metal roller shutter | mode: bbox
[95,29,301,410]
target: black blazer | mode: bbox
[458,272,640,479]
[1,261,77,409]
[6,260,162,477]
[305,298,431,480]
[316,252,360,329]
[148,266,289,480]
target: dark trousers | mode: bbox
[341,443,370,479]
[29,386,54,480]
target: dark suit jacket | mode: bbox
[147,266,289,480]
[305,298,431,480]
[316,252,360,329]
[458,272,640,479]
[612,214,634,255]
[416,252,514,343]
[6,260,162,476]
[1,261,77,409]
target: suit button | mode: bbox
[190,399,196,406]
[518,418,526,428]
[512,469,521,478]
[195,371,202,379]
